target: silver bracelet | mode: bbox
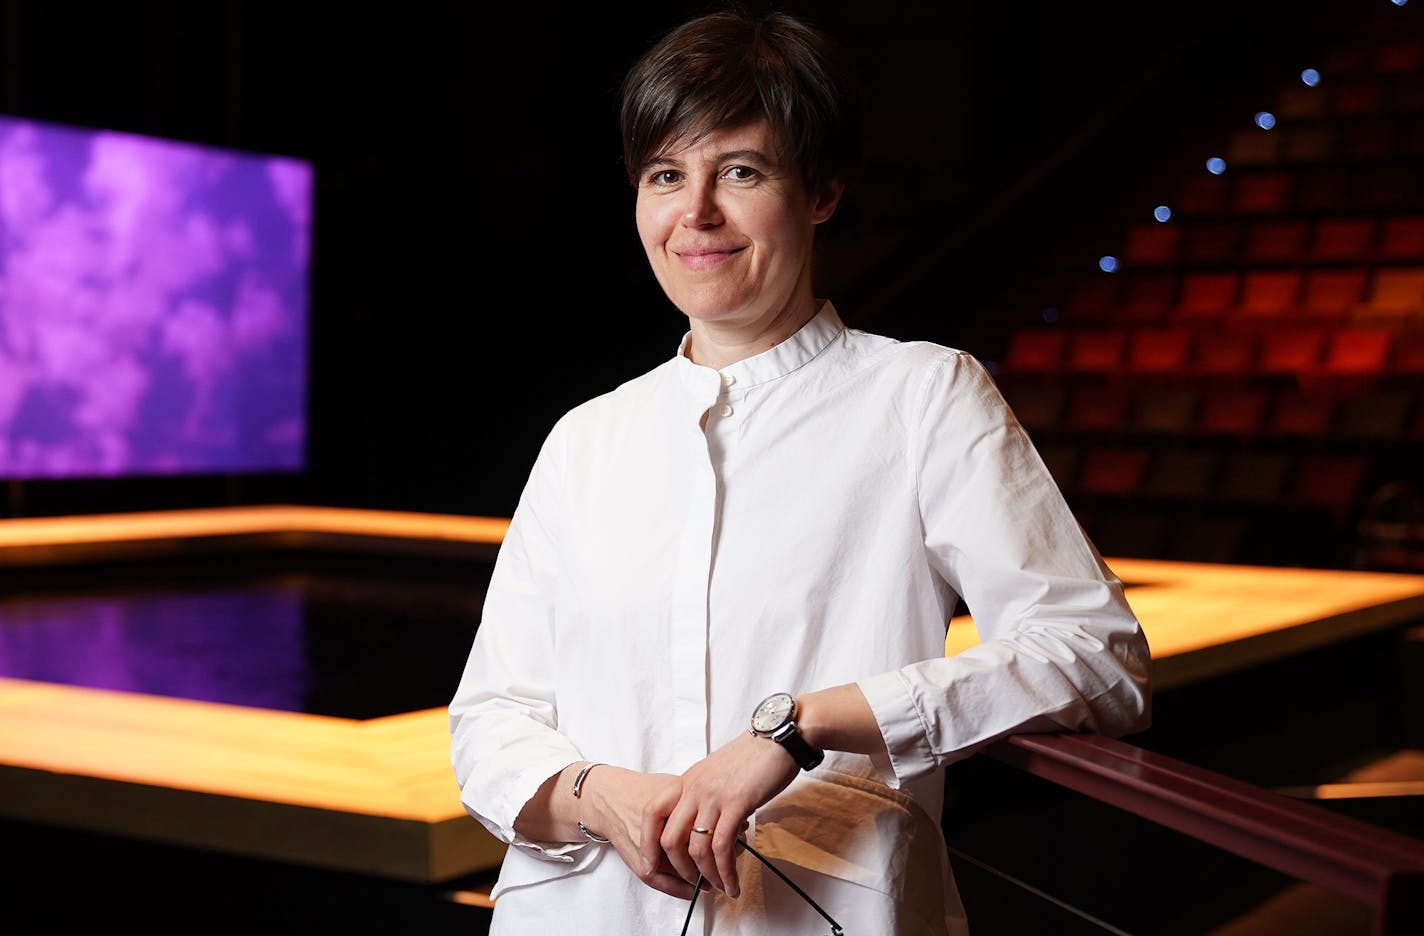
[577,819,611,844]
[572,762,609,843]
[571,761,603,799]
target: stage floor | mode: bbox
[2,505,1423,885]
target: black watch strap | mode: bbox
[773,723,825,771]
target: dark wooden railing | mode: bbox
[982,733,1424,936]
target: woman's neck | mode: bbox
[684,296,822,371]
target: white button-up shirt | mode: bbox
[449,302,1152,935]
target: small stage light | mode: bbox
[1042,306,1060,323]
[1099,256,1119,273]
[1154,205,1172,222]
[1206,157,1227,175]
[1390,0,1407,8]
[1254,111,1276,130]
[1301,68,1321,86]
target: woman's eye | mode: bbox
[725,165,758,181]
[647,170,681,186]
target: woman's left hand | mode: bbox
[650,731,800,898]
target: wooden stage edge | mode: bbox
[1,504,1423,885]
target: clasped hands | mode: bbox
[577,731,799,900]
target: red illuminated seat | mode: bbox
[1064,384,1131,433]
[1258,328,1329,377]
[1118,273,1177,323]
[1176,173,1230,214]
[1244,220,1309,262]
[1321,327,1395,378]
[1378,216,1424,261]
[1066,329,1128,374]
[1196,385,1271,436]
[1192,329,1259,378]
[1390,331,1424,377]
[1233,172,1291,214]
[1301,269,1369,321]
[1126,326,1193,376]
[1065,276,1120,320]
[1175,271,1240,322]
[1308,218,1376,262]
[1238,270,1302,318]
[1265,388,1338,437]
[1003,328,1068,375]
[1130,387,1200,435]
[1183,222,1245,264]
[1288,453,1372,523]
[1076,446,1152,495]
[1122,223,1181,266]
[1362,268,1424,319]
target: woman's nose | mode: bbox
[681,180,723,227]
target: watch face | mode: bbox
[752,692,794,733]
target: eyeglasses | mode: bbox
[678,836,845,935]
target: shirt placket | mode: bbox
[670,369,723,769]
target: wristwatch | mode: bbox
[749,691,824,771]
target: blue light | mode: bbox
[1301,68,1320,86]
[1099,256,1119,273]
[1254,111,1277,130]
[1391,0,1407,8]
[1206,157,1227,175]
[1041,306,1060,324]
[1153,205,1172,222]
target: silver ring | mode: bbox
[692,826,713,835]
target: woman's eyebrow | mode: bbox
[647,147,776,171]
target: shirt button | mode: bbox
[720,372,736,388]
[718,404,733,417]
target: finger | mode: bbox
[659,800,703,886]
[644,865,698,900]
[711,819,742,899]
[687,815,726,894]
[640,783,681,880]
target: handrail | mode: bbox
[982,733,1424,936]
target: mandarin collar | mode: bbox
[672,301,846,392]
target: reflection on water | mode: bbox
[0,558,490,719]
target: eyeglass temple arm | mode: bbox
[677,838,845,936]
[737,837,844,934]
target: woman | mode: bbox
[449,8,1151,934]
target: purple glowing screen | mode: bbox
[0,115,312,479]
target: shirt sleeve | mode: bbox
[448,416,593,864]
[858,350,1152,785]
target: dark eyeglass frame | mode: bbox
[678,836,845,935]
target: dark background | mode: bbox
[0,0,1349,519]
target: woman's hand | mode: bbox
[655,732,800,898]
[576,766,699,899]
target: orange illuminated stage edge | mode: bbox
[0,505,1422,886]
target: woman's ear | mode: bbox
[810,179,845,225]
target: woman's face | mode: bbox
[634,118,839,334]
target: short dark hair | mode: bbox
[619,7,862,199]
